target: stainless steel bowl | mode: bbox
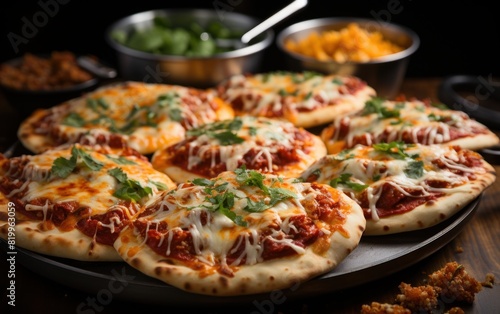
[277,17,420,98]
[105,9,274,88]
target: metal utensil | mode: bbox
[203,0,308,49]
[77,56,117,79]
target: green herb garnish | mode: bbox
[329,173,368,192]
[50,146,104,178]
[404,160,424,179]
[108,167,153,202]
[362,97,400,119]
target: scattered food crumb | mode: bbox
[360,261,486,313]
[455,245,463,253]
[427,261,482,303]
[360,302,411,314]
[481,273,495,288]
[396,283,440,313]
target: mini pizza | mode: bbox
[321,97,500,154]
[151,116,327,183]
[215,71,376,128]
[300,142,496,235]
[114,167,366,296]
[17,81,234,155]
[0,144,176,261]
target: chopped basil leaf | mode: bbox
[331,77,343,85]
[329,173,368,192]
[404,160,424,179]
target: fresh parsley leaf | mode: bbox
[404,160,424,179]
[329,173,368,192]
[362,97,400,119]
[150,181,170,190]
[51,154,77,178]
[213,131,244,145]
[373,141,411,160]
[62,112,86,127]
[192,178,215,186]
[50,146,103,178]
[108,167,153,202]
[187,118,244,145]
[76,147,104,171]
[106,155,137,165]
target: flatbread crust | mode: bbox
[151,116,327,183]
[321,97,500,154]
[0,144,176,261]
[215,71,376,128]
[17,81,234,155]
[114,169,366,296]
[300,143,496,235]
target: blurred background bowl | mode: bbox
[0,52,99,119]
[105,8,274,88]
[277,17,420,99]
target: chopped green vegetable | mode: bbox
[113,19,243,56]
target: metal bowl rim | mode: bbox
[276,17,420,65]
[105,8,275,61]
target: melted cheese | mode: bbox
[221,72,358,115]
[184,116,310,172]
[50,82,230,154]
[6,144,175,221]
[302,144,487,221]
[137,170,326,267]
[327,99,485,150]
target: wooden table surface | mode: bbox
[1,78,499,314]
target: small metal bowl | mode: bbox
[105,9,274,88]
[277,17,420,99]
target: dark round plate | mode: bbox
[0,195,481,306]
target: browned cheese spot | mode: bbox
[131,257,142,268]
[218,275,229,288]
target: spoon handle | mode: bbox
[241,0,308,44]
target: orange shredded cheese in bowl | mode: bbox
[284,23,404,63]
